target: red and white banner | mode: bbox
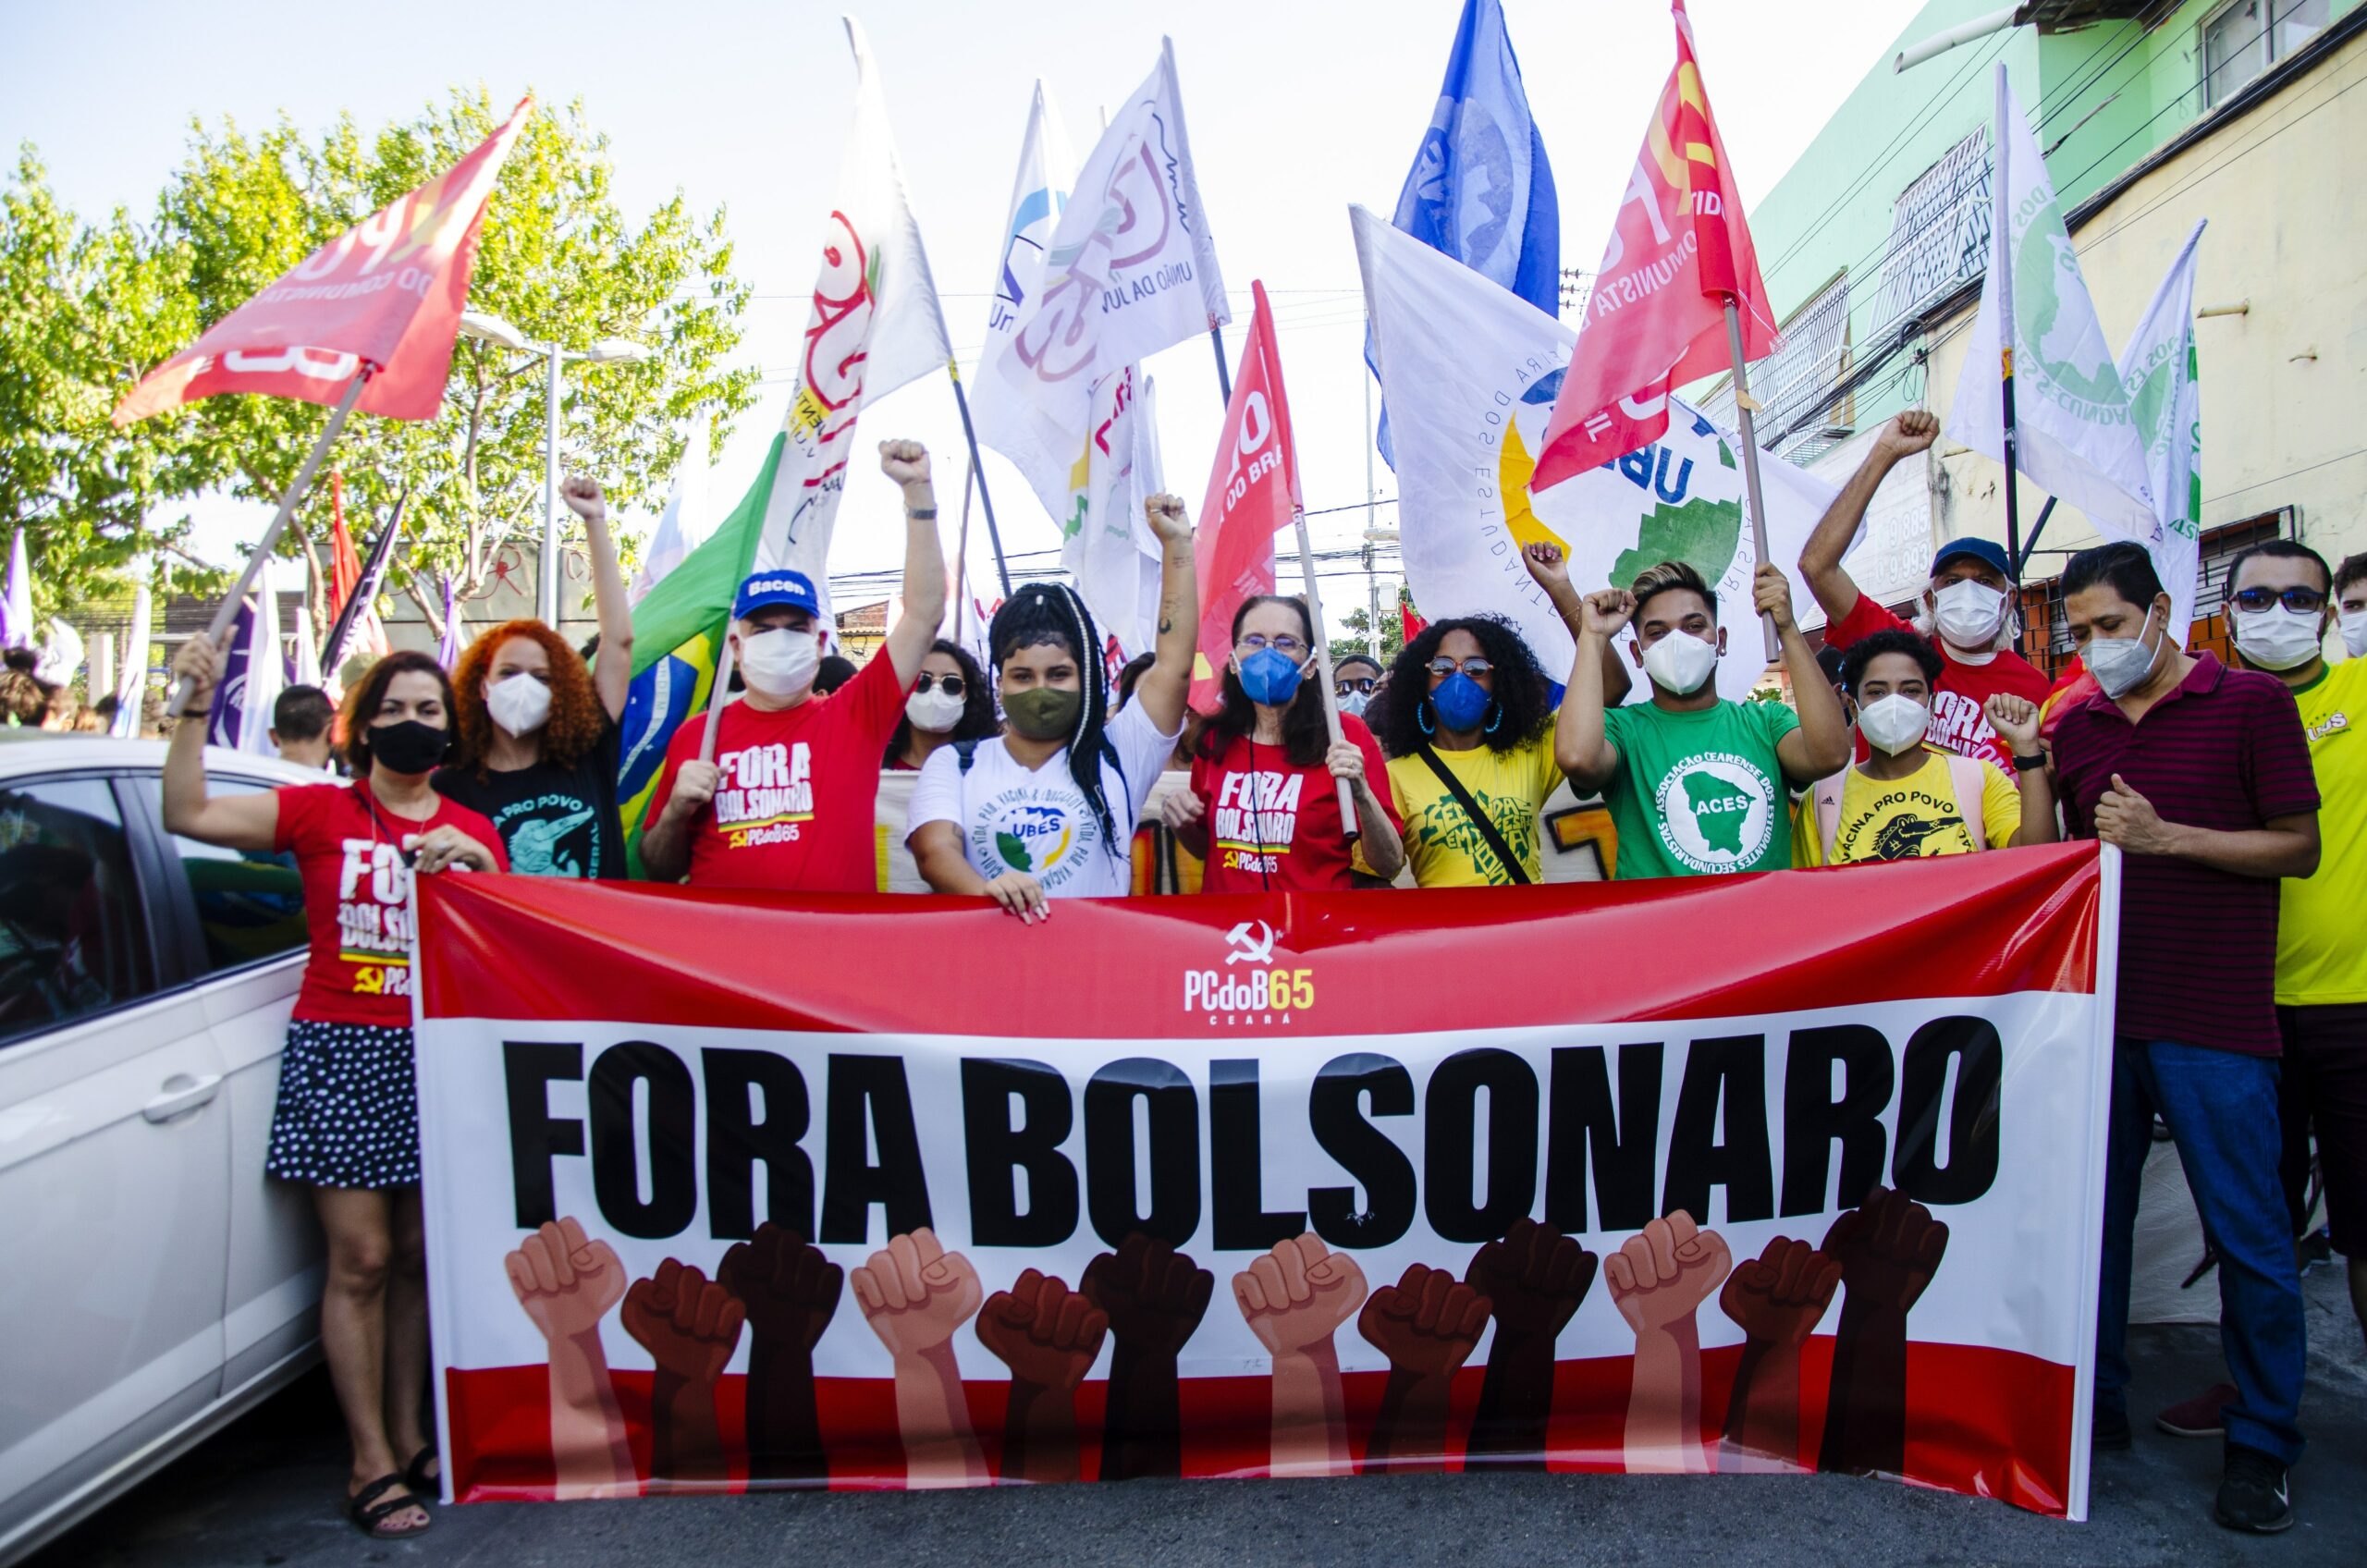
[1188,281,1299,713]
[416,844,2118,1518]
[114,98,531,425]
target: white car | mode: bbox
[0,737,327,1564]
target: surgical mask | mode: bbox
[904,686,965,733]
[486,672,551,736]
[1932,579,2008,650]
[738,628,820,700]
[1429,671,1490,731]
[2087,605,2165,700]
[2231,605,2324,672]
[2344,607,2367,660]
[1337,690,1371,718]
[1856,693,1932,756]
[1003,686,1082,741]
[370,717,450,776]
[1640,630,1720,696]
[1238,647,1307,706]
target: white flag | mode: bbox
[111,576,152,737]
[2117,221,2205,641]
[633,409,714,605]
[994,40,1231,449]
[1353,206,1836,704]
[1061,366,1167,669]
[1950,67,2153,540]
[971,82,1078,521]
[754,17,954,618]
[238,555,287,758]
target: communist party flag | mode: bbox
[1532,1,1773,490]
[1188,281,1300,715]
[114,97,533,426]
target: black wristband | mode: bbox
[2012,752,2047,772]
[906,505,938,520]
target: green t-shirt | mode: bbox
[1601,697,1800,878]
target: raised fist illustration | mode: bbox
[1720,1236,1841,1349]
[719,1222,843,1352]
[621,1258,744,1386]
[1082,1232,1215,1357]
[1233,1232,1368,1357]
[1605,1209,1731,1335]
[506,1216,626,1342]
[1464,1217,1597,1339]
[851,1228,983,1360]
[977,1268,1109,1392]
[1359,1262,1491,1378]
[1821,1186,1948,1316]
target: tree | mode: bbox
[1331,582,1416,668]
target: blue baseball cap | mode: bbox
[1931,538,2011,580]
[732,569,821,621]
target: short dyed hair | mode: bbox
[1630,559,1716,622]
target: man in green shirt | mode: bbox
[1534,550,1850,878]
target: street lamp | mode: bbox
[459,311,652,626]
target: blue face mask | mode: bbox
[1238,646,1306,706]
[1430,670,1490,732]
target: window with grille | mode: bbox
[1870,129,1993,343]
[1697,271,1853,462]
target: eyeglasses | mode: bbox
[2229,585,2326,614]
[1335,676,1378,695]
[914,672,967,697]
[1426,656,1494,680]
[1236,633,1308,657]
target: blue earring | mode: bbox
[1417,699,1435,737]
[1484,701,1502,735]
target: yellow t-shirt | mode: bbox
[1385,734,1564,888]
[2276,658,2367,1005]
[1791,749,2022,867]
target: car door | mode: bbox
[0,770,230,1553]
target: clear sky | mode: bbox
[3,0,1927,628]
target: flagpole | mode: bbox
[320,487,408,672]
[1208,324,1233,404]
[1719,300,1783,664]
[945,363,1012,596]
[1994,62,2024,596]
[700,634,737,765]
[166,369,369,716]
[952,457,975,649]
[1291,507,1357,845]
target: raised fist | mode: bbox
[976,1268,1108,1391]
[1579,590,1637,641]
[850,1227,982,1359]
[1142,493,1193,547]
[505,1216,626,1341]
[1233,1232,1368,1357]
[1821,1186,1948,1316]
[878,438,931,490]
[1605,1210,1732,1335]
[1984,692,2042,755]
[1520,541,1572,594]
[621,1258,744,1386]
[1873,410,1940,461]
[1464,1218,1597,1340]
[558,473,606,523]
[1081,1233,1214,1357]
[1359,1262,1491,1378]
[1719,1235,1840,1349]
[717,1222,842,1352]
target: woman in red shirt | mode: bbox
[163,640,503,1540]
[1162,594,1405,890]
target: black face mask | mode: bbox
[369,718,450,776]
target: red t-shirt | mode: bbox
[1825,594,2053,770]
[274,781,509,1026]
[1186,715,1401,892]
[644,653,910,891]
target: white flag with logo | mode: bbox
[1061,366,1167,668]
[993,40,1230,450]
[1950,68,2153,539]
[1353,206,1835,704]
[2116,220,2205,641]
[970,82,1078,521]
[754,17,954,618]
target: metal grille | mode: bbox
[1870,129,1993,342]
[1699,272,1854,463]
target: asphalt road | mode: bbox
[31,1265,2367,1568]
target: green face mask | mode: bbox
[1002,686,1082,741]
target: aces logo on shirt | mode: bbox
[1654,751,1778,874]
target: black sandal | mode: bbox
[348,1474,431,1538]
[404,1445,440,1494]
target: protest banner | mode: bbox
[416,842,2117,1519]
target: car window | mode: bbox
[171,778,307,973]
[0,777,158,1047]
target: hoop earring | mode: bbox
[1417,699,1435,737]
[1484,701,1502,735]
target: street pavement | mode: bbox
[31,1264,2366,1568]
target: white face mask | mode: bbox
[1932,578,2008,652]
[485,671,552,736]
[904,686,965,733]
[738,627,821,700]
[1856,692,1932,755]
[2231,605,2325,672]
[1640,629,1720,696]
[1337,690,1371,717]
[2344,607,2367,660]
[2087,604,2165,700]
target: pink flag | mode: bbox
[1189,282,1301,715]
[114,97,533,426]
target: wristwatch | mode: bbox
[2011,752,2047,773]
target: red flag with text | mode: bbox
[1533,2,1773,490]
[113,97,533,426]
[1190,282,1300,714]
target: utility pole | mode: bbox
[1364,375,1381,656]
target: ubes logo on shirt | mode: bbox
[1184,919,1315,1023]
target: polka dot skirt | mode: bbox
[265,1020,421,1189]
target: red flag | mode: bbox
[1532,2,1772,491]
[1188,281,1301,715]
[114,97,533,427]
[325,473,388,662]
[1401,604,1428,646]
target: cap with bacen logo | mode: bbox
[1930,538,2012,580]
[732,569,821,620]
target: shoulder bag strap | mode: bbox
[1415,745,1531,886]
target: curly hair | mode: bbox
[448,619,608,778]
[340,651,457,775]
[1197,594,1330,768]
[1838,627,1944,697]
[1372,614,1554,759]
[882,640,999,765]
[989,582,1120,857]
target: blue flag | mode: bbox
[1367,0,1560,468]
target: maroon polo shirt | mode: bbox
[2052,654,2319,1053]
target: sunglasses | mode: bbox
[1426,656,1494,680]
[2229,585,2325,615]
[914,672,967,697]
[1236,633,1308,657]
[1335,676,1378,695]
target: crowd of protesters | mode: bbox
[146,424,2361,1537]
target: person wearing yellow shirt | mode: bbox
[1793,628,2056,866]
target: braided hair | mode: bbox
[989,582,1121,857]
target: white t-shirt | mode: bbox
[907,698,1177,898]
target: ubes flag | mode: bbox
[2116,221,2205,640]
[1188,282,1297,714]
[971,81,1079,522]
[114,97,531,426]
[1534,1,1773,492]
[1061,366,1166,668]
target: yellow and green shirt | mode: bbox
[1385,733,1563,888]
[2277,657,2367,1005]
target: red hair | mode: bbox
[448,619,607,778]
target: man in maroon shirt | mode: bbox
[2049,542,2321,1535]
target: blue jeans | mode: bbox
[2097,1037,2306,1464]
